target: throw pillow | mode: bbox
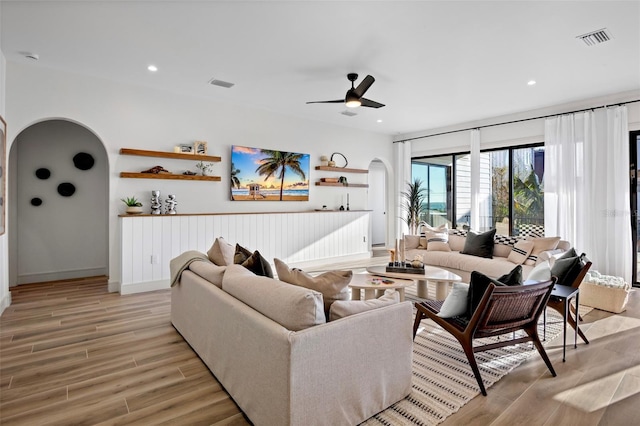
[527,260,552,282]
[425,227,451,252]
[329,290,399,321]
[274,258,352,315]
[404,235,421,250]
[550,255,583,286]
[524,236,561,265]
[233,243,253,265]
[466,270,505,317]
[240,250,274,278]
[418,223,447,248]
[207,237,235,266]
[437,282,470,318]
[507,240,535,265]
[460,229,496,259]
[497,265,523,286]
[558,247,578,260]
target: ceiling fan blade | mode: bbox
[306,100,344,104]
[353,75,375,98]
[360,98,385,108]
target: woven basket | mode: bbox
[580,281,630,314]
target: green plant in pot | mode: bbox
[122,197,143,214]
[400,178,427,235]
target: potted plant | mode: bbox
[121,197,143,214]
[196,161,215,176]
[400,178,427,234]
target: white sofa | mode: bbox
[405,231,570,282]
[171,263,414,426]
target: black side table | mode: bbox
[544,285,580,362]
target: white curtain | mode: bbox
[470,129,480,230]
[394,140,412,238]
[544,106,631,283]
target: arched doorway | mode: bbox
[368,158,393,253]
[8,120,109,285]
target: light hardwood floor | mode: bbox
[1,274,638,425]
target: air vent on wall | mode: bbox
[340,110,357,117]
[208,78,235,88]
[576,28,612,46]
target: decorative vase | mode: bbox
[126,206,143,215]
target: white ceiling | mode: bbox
[2,1,639,135]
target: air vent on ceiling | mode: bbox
[340,110,357,117]
[576,28,612,46]
[208,78,235,88]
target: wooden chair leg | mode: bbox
[413,308,425,340]
[525,325,556,377]
[460,342,487,396]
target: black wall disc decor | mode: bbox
[31,197,43,206]
[73,152,95,170]
[35,168,51,180]
[57,182,76,197]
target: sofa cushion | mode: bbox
[404,235,421,250]
[328,290,399,321]
[425,229,451,252]
[508,240,535,265]
[524,236,561,265]
[461,229,496,258]
[497,265,523,286]
[418,251,525,279]
[447,234,466,251]
[527,260,552,281]
[188,260,226,288]
[274,258,351,315]
[240,250,274,278]
[207,237,235,266]
[437,282,470,318]
[222,265,325,331]
[467,271,506,317]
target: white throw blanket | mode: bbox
[584,270,629,290]
[169,250,210,287]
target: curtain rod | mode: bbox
[393,99,640,143]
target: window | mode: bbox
[412,143,544,236]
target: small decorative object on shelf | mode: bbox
[150,190,162,215]
[165,194,177,215]
[141,165,171,174]
[330,152,348,168]
[122,196,143,214]
[194,141,208,155]
[196,161,215,176]
[338,176,348,185]
[182,171,196,175]
[320,155,329,167]
[179,144,194,154]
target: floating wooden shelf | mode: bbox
[315,166,368,174]
[315,182,368,188]
[120,172,221,181]
[120,148,221,162]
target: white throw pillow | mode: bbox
[437,282,470,318]
[425,228,451,252]
[524,236,561,265]
[207,237,235,266]
[527,260,552,281]
[329,290,399,321]
[404,234,421,250]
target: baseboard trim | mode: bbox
[108,279,121,293]
[18,267,109,285]
[120,279,169,295]
[0,291,12,315]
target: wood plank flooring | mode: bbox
[1,275,638,425]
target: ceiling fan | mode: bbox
[306,73,385,109]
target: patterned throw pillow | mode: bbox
[507,240,535,265]
[425,229,451,252]
[418,223,448,249]
[524,236,561,265]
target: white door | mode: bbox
[368,161,386,245]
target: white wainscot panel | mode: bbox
[119,211,371,294]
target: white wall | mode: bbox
[0,1,10,314]
[14,120,108,284]
[5,61,394,290]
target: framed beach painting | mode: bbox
[230,145,309,201]
[0,115,5,235]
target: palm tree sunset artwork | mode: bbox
[230,145,310,201]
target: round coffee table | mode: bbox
[349,272,414,302]
[366,265,462,299]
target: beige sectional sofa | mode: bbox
[405,231,570,282]
[171,262,414,426]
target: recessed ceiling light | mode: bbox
[377,119,383,123]
[527,80,536,86]
[147,65,158,72]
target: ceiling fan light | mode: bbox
[346,99,361,108]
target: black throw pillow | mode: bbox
[241,250,274,278]
[460,229,496,259]
[551,256,583,286]
[558,247,578,260]
[466,271,505,318]
[233,243,253,265]
[497,265,523,286]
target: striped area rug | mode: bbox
[361,284,587,426]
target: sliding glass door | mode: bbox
[630,130,640,286]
